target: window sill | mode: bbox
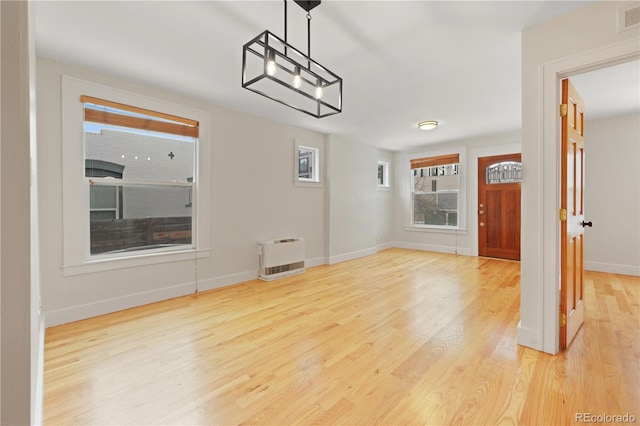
[377,186,391,192]
[62,248,211,277]
[294,180,322,188]
[405,225,467,235]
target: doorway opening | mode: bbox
[540,51,640,353]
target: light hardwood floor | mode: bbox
[44,248,639,425]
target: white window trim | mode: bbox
[61,76,212,276]
[377,160,390,190]
[294,139,322,188]
[406,147,467,231]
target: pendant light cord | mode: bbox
[307,13,311,56]
[307,13,312,68]
[283,0,288,56]
[284,0,288,46]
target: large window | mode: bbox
[62,76,211,275]
[83,96,198,256]
[411,154,459,227]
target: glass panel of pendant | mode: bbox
[486,161,522,184]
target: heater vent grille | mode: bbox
[264,261,305,276]
[619,4,640,32]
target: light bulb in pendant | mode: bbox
[292,67,302,89]
[314,80,323,99]
[266,50,277,76]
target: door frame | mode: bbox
[538,39,639,354]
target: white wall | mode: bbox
[391,131,521,257]
[326,135,378,263]
[521,1,640,353]
[584,113,640,276]
[38,57,327,325]
[1,1,35,424]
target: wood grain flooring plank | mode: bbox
[43,250,639,425]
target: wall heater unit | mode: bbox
[258,238,305,281]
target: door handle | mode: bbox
[581,221,592,227]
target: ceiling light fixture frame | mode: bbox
[418,120,439,131]
[242,0,342,118]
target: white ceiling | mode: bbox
[33,1,639,151]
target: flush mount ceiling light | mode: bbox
[242,0,342,118]
[418,120,439,131]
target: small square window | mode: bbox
[295,142,321,187]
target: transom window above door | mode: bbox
[486,161,522,184]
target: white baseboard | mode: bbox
[376,241,394,251]
[327,247,378,265]
[45,281,196,327]
[197,270,258,292]
[585,260,640,276]
[305,256,325,268]
[198,256,329,290]
[516,320,542,351]
[392,241,472,256]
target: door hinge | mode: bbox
[559,312,567,327]
[559,208,567,221]
[560,103,568,117]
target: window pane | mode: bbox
[299,157,309,175]
[90,183,192,255]
[411,160,459,228]
[297,145,319,182]
[413,193,458,226]
[414,168,459,192]
[85,127,195,182]
[90,210,116,221]
[90,185,116,209]
[377,161,389,187]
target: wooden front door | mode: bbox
[478,153,522,260]
[560,78,587,349]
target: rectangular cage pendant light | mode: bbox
[241,1,342,118]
